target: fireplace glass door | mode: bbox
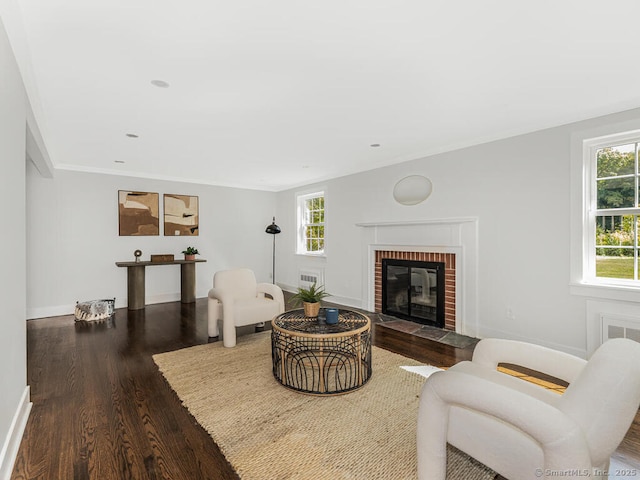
[382,259,444,328]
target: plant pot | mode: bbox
[303,301,320,318]
[185,254,196,261]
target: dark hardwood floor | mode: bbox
[12,298,640,479]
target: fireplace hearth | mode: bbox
[381,258,445,328]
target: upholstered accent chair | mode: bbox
[207,268,284,347]
[417,338,640,480]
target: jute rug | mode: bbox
[153,332,496,480]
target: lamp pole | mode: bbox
[265,217,281,284]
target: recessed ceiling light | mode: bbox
[114,160,125,164]
[151,79,170,88]
[370,143,381,148]
[126,133,139,138]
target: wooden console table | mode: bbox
[115,259,206,310]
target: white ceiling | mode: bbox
[13,0,640,191]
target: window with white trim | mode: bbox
[297,191,325,255]
[586,134,640,283]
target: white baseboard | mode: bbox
[478,326,588,359]
[146,293,181,305]
[279,284,364,311]
[323,294,364,310]
[27,304,72,320]
[0,386,32,480]
[26,293,187,320]
[279,283,297,294]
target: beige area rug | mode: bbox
[153,332,496,480]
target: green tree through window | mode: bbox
[304,196,324,252]
[595,144,638,279]
[297,192,325,255]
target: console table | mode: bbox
[115,259,206,310]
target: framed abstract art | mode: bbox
[118,191,159,236]
[164,194,199,236]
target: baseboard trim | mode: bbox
[146,293,181,305]
[478,326,588,359]
[279,284,363,311]
[27,293,187,320]
[322,294,363,310]
[27,304,71,320]
[279,283,297,295]
[0,386,31,480]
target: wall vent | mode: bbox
[299,269,324,289]
[600,314,640,344]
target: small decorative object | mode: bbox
[325,308,339,324]
[182,246,199,261]
[151,254,174,262]
[393,175,433,205]
[75,298,116,322]
[289,283,330,318]
[134,249,142,262]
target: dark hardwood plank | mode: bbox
[373,322,474,365]
[13,300,237,480]
[11,298,640,479]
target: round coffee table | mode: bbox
[271,308,372,395]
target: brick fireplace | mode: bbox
[374,250,456,331]
[357,217,477,337]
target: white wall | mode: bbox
[276,108,640,358]
[23,101,640,358]
[0,16,31,479]
[26,168,277,317]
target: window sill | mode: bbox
[295,253,327,259]
[570,281,640,303]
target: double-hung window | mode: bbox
[587,137,640,283]
[297,191,325,255]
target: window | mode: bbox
[297,191,325,255]
[587,137,640,283]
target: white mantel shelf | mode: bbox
[355,217,478,228]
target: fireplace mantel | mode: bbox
[355,217,478,228]
[357,217,479,337]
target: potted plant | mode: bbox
[182,247,199,261]
[289,283,330,318]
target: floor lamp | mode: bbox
[265,217,281,284]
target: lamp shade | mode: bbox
[265,217,281,234]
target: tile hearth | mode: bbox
[282,291,478,349]
[375,315,479,349]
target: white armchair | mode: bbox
[207,268,284,347]
[417,338,640,480]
